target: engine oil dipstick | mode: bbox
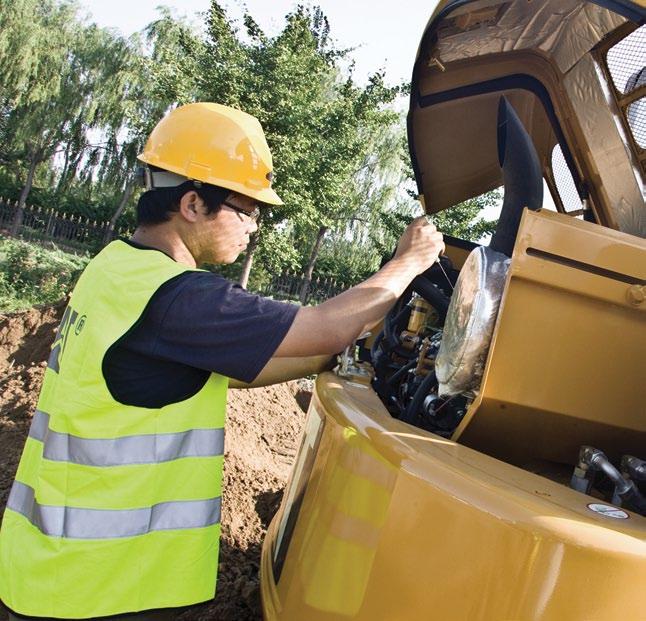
[436,259,454,292]
[421,213,454,292]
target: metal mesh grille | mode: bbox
[627,97,646,148]
[551,144,582,212]
[607,25,646,94]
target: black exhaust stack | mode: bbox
[489,96,543,257]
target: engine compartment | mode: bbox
[365,252,463,437]
[357,95,646,518]
[359,223,646,517]
[358,232,646,515]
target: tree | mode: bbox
[319,117,417,282]
[97,9,205,241]
[432,191,500,241]
[0,1,144,233]
[193,3,403,294]
[0,0,63,109]
[0,0,493,284]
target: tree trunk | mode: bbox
[11,152,39,236]
[103,180,135,245]
[238,231,259,289]
[56,150,83,196]
[299,225,327,305]
[55,147,71,195]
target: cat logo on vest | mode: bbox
[48,306,86,373]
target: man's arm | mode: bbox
[228,354,335,388]
[274,217,444,357]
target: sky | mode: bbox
[78,0,437,86]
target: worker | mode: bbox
[0,102,444,620]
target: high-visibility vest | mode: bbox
[0,241,228,618]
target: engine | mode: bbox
[364,245,511,437]
[361,245,646,517]
[365,252,467,437]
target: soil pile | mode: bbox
[0,304,311,621]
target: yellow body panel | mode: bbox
[262,213,646,620]
[262,375,646,620]
[455,210,646,466]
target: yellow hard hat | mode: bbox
[138,102,283,205]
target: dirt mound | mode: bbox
[0,304,311,621]
[0,302,65,511]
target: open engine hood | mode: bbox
[408,0,646,237]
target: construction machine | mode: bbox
[261,1,646,619]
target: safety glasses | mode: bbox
[222,200,261,222]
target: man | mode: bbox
[0,103,444,620]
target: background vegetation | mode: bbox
[0,0,498,311]
[0,238,89,311]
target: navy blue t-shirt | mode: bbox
[103,243,298,408]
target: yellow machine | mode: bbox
[261,1,646,619]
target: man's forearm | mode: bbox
[273,217,444,358]
[228,354,335,389]
[315,257,419,344]
[274,258,421,357]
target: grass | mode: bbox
[0,236,90,312]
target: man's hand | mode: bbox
[393,216,445,275]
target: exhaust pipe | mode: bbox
[490,96,543,257]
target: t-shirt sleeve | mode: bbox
[130,271,298,383]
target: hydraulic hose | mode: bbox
[383,305,413,356]
[580,447,630,494]
[622,455,646,481]
[386,359,416,386]
[370,329,385,363]
[579,446,646,514]
[401,371,437,425]
[372,302,407,363]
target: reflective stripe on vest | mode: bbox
[29,410,225,466]
[8,481,221,539]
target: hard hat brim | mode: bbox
[254,187,284,206]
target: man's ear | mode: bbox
[178,191,201,222]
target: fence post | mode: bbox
[45,209,54,237]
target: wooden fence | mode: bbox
[0,198,128,255]
[259,270,350,304]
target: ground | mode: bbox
[0,302,311,621]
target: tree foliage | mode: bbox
[0,1,141,212]
[432,191,500,242]
[192,3,410,292]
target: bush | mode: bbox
[0,238,89,312]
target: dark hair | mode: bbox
[136,180,230,226]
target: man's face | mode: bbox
[193,192,260,265]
